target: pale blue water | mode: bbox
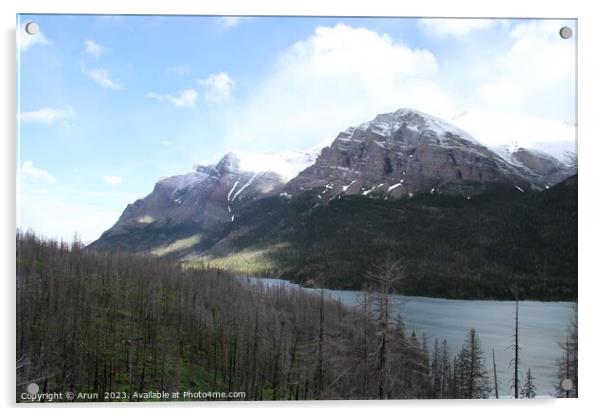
[242,276,575,397]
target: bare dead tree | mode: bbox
[16,231,450,402]
[492,348,499,399]
[555,305,577,398]
[313,289,325,399]
[366,256,406,399]
[508,286,521,399]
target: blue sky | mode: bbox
[17,15,576,242]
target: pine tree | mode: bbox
[455,328,490,399]
[520,368,536,398]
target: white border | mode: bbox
[2,1,600,415]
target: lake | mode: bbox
[241,276,575,397]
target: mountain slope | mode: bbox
[187,175,577,300]
[89,153,286,252]
[285,109,571,201]
[89,108,577,300]
[494,144,576,185]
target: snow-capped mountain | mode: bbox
[494,144,576,185]
[89,152,286,250]
[285,108,574,200]
[526,141,577,166]
[90,108,576,253]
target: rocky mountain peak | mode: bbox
[215,152,241,174]
[90,154,287,251]
[284,109,573,200]
[362,108,479,143]
[493,145,575,185]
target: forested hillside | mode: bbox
[187,175,577,300]
[16,232,524,401]
[87,109,577,302]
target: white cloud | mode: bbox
[84,66,122,89]
[103,175,123,185]
[224,23,445,150]
[84,39,106,58]
[197,72,235,104]
[451,110,576,148]
[18,22,49,52]
[472,20,575,121]
[160,140,172,146]
[417,18,502,38]
[19,106,74,124]
[147,89,198,108]
[20,161,56,184]
[218,21,575,157]
[441,21,576,150]
[218,17,248,27]
[236,150,319,181]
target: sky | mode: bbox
[16,15,576,242]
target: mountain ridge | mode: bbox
[285,108,574,201]
[90,152,286,251]
[88,108,577,300]
[94,108,575,249]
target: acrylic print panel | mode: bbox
[16,14,577,402]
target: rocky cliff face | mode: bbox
[495,144,576,186]
[89,153,285,250]
[285,109,573,200]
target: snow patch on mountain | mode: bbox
[158,171,209,192]
[342,180,357,192]
[227,181,240,202]
[232,171,262,201]
[235,150,319,181]
[359,108,483,147]
[493,143,523,167]
[495,141,577,170]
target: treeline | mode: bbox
[201,176,577,300]
[90,175,577,301]
[17,231,563,401]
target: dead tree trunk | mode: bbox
[492,348,499,399]
[514,294,519,399]
[314,290,325,399]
